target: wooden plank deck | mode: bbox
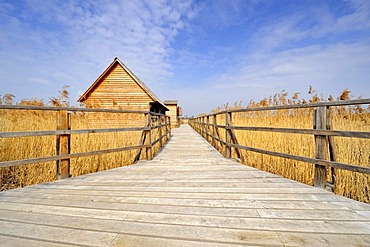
[0,124,369,246]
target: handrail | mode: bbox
[213,98,370,114]
[0,144,150,168]
[189,99,370,189]
[0,127,151,138]
[0,106,171,179]
[0,104,148,114]
[197,123,370,139]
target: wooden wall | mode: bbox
[83,63,153,111]
[181,118,189,124]
[165,104,179,128]
[80,63,155,128]
[82,112,147,128]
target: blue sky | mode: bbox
[1,0,370,116]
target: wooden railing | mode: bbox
[0,105,171,179]
[189,99,370,189]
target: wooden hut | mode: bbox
[78,57,168,127]
[164,100,181,128]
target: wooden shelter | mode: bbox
[164,100,181,128]
[78,57,168,113]
[78,57,168,127]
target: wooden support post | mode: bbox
[225,111,232,158]
[162,116,165,143]
[134,113,150,162]
[198,117,200,133]
[314,106,327,188]
[56,110,70,179]
[159,115,163,147]
[164,115,169,139]
[206,116,210,142]
[198,117,202,135]
[199,117,201,133]
[199,117,201,135]
[201,116,205,137]
[163,115,166,140]
[146,114,153,160]
[228,113,243,163]
[212,115,215,147]
[169,116,172,137]
[205,116,207,138]
[204,116,207,140]
[199,117,203,135]
[214,115,222,150]
[326,107,336,190]
[200,117,202,134]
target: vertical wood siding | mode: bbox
[166,104,179,128]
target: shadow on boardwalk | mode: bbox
[0,125,369,246]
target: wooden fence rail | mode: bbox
[189,99,370,189]
[0,105,171,179]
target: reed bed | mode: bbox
[0,103,166,190]
[196,89,370,203]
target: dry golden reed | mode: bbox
[0,90,167,190]
[200,88,370,203]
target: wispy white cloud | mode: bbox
[165,0,370,115]
[335,0,370,31]
[220,41,370,86]
[1,0,369,116]
[0,0,195,101]
[254,0,370,51]
[173,40,370,115]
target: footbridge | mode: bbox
[0,125,369,246]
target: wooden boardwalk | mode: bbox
[0,125,369,246]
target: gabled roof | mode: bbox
[78,57,168,110]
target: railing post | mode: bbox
[314,106,327,188]
[225,111,232,158]
[205,116,207,137]
[206,116,210,142]
[201,116,204,137]
[162,116,166,143]
[204,116,207,138]
[198,117,201,133]
[199,117,202,135]
[198,117,202,135]
[146,114,153,160]
[164,115,169,139]
[56,110,70,179]
[168,116,171,137]
[199,117,201,133]
[159,115,163,147]
[326,107,336,190]
[213,114,221,150]
[212,115,215,147]
[134,112,150,162]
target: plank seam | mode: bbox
[1,216,369,237]
[0,232,92,247]
[0,207,369,223]
[0,199,357,212]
